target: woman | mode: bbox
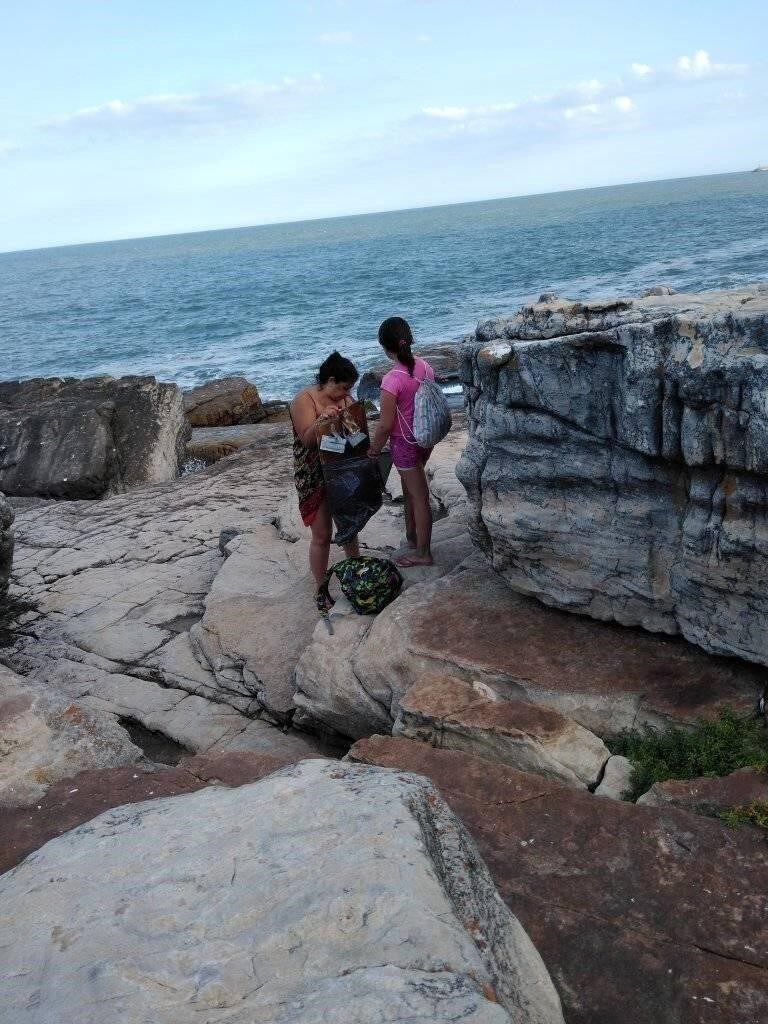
[290,351,364,591]
[368,316,434,567]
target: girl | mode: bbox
[290,351,364,590]
[368,316,434,567]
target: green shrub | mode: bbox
[608,707,768,801]
[719,801,768,837]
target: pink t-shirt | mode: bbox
[380,358,435,440]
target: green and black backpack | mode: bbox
[317,556,403,618]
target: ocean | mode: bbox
[1,171,767,401]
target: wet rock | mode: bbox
[0,664,142,808]
[0,759,564,1024]
[0,375,190,498]
[458,285,768,667]
[183,375,265,427]
[394,675,609,787]
[350,735,768,1024]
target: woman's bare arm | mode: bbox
[291,392,335,448]
[368,390,396,456]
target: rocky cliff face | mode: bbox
[457,285,768,666]
[0,492,13,593]
[0,376,190,498]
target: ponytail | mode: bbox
[378,316,416,376]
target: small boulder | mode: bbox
[183,376,265,426]
[394,675,609,787]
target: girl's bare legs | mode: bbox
[402,488,417,550]
[309,500,360,588]
[395,466,433,566]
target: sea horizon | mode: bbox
[0,167,760,258]
[2,168,767,401]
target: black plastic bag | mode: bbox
[323,451,387,545]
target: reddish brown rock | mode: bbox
[639,767,768,818]
[349,735,768,1024]
[360,562,763,738]
[0,751,299,875]
[183,376,265,427]
[394,674,609,786]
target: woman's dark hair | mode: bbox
[378,316,415,376]
[317,350,359,386]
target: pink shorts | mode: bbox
[390,435,432,471]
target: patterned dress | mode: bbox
[290,390,354,527]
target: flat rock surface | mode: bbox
[187,422,281,463]
[394,674,609,787]
[350,735,768,1024]
[0,759,564,1024]
[0,375,189,498]
[459,285,768,667]
[0,664,141,808]
[0,750,302,875]
[639,767,768,817]
[346,559,763,739]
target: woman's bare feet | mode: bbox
[394,552,434,568]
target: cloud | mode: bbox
[43,76,325,134]
[0,142,18,159]
[317,31,355,45]
[613,96,635,113]
[675,49,747,79]
[631,63,653,78]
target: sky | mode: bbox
[1,0,767,252]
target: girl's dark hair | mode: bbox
[317,350,359,386]
[378,316,415,376]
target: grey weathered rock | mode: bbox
[183,375,265,427]
[593,754,634,800]
[394,675,610,787]
[458,286,768,666]
[0,759,564,1024]
[0,376,190,498]
[2,427,332,758]
[0,492,13,593]
[0,663,142,807]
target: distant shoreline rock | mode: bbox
[183,375,265,427]
[0,375,189,499]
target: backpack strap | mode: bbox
[316,564,337,616]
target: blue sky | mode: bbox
[1,0,766,251]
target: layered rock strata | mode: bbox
[457,286,768,666]
[0,376,190,498]
[0,759,564,1024]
